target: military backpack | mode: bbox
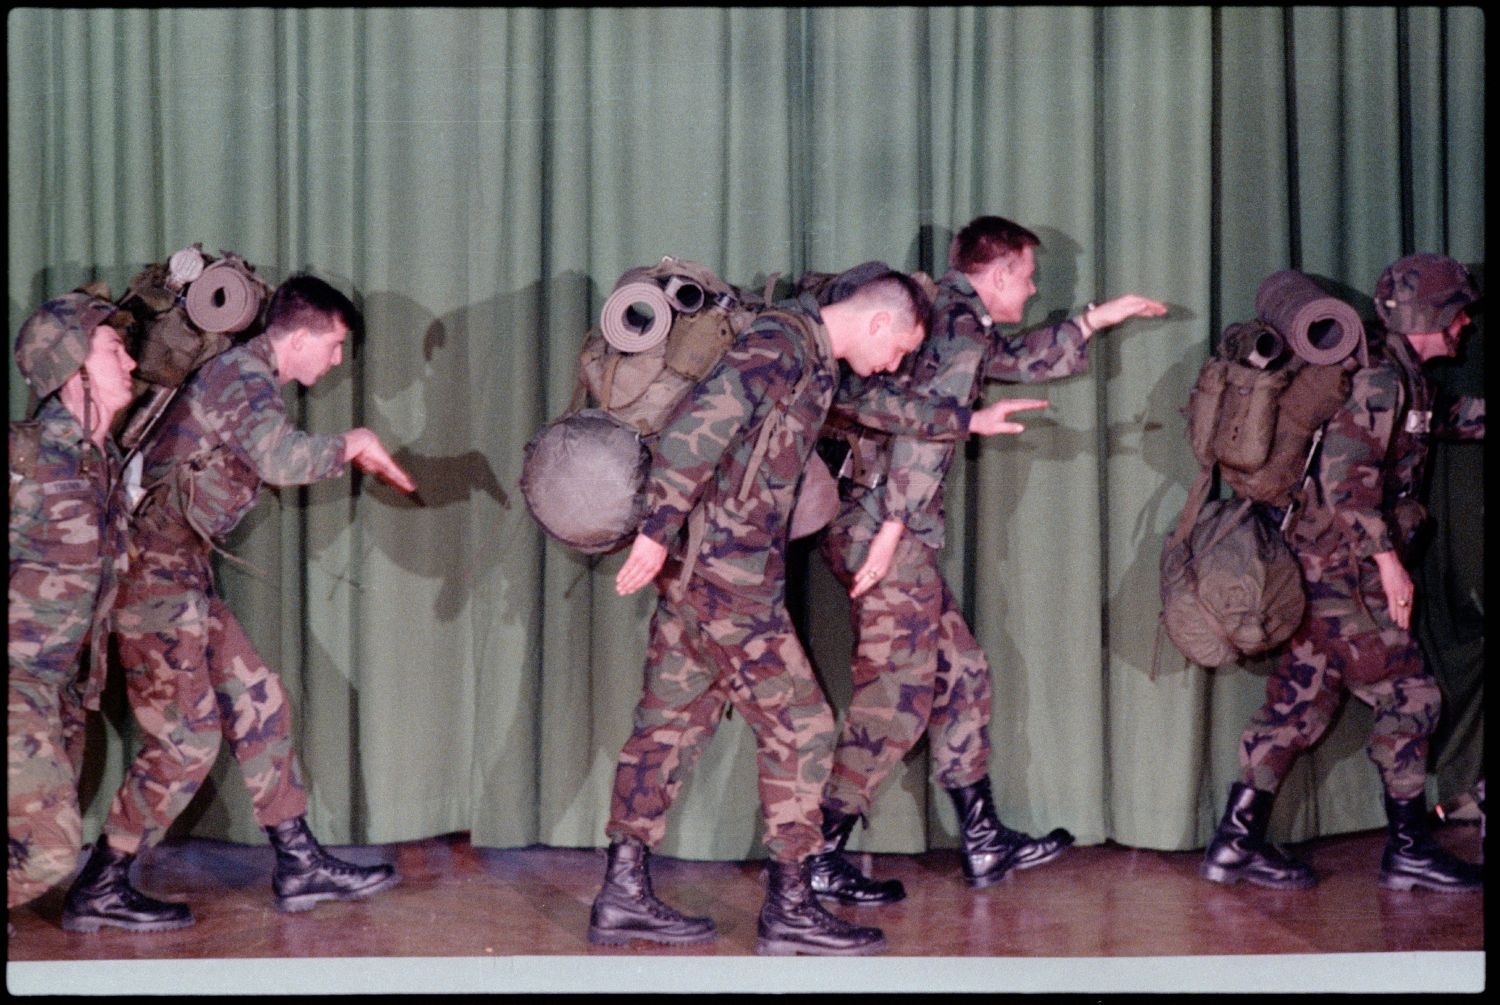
[114,245,274,460]
[522,257,833,555]
[1157,317,1356,669]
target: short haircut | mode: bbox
[949,216,1041,274]
[815,260,895,306]
[264,274,360,339]
[841,270,931,333]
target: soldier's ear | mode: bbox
[988,258,1012,294]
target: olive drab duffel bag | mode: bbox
[1159,496,1306,669]
[522,256,838,556]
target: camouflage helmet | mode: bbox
[1374,253,1479,335]
[14,291,124,399]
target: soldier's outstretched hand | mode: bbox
[616,533,668,596]
[969,398,1049,436]
[1081,294,1169,335]
[344,428,418,494]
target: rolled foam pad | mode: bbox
[601,281,674,353]
[185,261,263,334]
[1255,269,1364,366]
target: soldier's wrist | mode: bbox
[1076,302,1100,338]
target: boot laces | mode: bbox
[625,857,694,923]
[816,851,881,888]
[803,894,862,934]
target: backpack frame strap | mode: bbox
[738,309,820,501]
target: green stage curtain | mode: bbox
[7,7,1483,855]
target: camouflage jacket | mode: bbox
[135,333,346,546]
[639,295,841,601]
[836,270,1091,549]
[8,398,129,709]
[1296,327,1484,560]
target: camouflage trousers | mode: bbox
[606,571,837,864]
[103,536,308,852]
[816,505,992,819]
[8,657,89,911]
[1240,545,1437,799]
[8,563,104,909]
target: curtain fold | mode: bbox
[7,6,1483,855]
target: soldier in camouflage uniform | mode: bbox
[61,274,416,933]
[9,291,138,923]
[807,217,1168,903]
[1202,253,1484,894]
[589,271,952,957]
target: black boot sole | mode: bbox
[754,934,888,956]
[1011,845,1070,872]
[814,891,906,906]
[1200,861,1317,889]
[61,912,195,933]
[1379,871,1482,893]
[964,873,1010,890]
[274,872,402,913]
[586,925,718,946]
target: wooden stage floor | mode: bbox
[6,823,1483,994]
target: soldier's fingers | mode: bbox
[376,453,416,491]
[850,564,884,598]
[381,462,418,493]
[616,568,643,596]
[357,454,417,493]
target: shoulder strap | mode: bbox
[1169,466,1215,548]
[737,309,822,501]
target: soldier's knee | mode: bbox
[152,719,224,777]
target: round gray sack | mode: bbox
[522,409,652,555]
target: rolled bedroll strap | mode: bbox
[185,260,264,334]
[1255,269,1365,366]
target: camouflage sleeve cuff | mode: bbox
[1443,395,1484,442]
[985,319,1091,384]
[311,432,349,482]
[638,507,683,549]
[1351,521,1396,560]
[835,375,972,441]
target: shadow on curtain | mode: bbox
[6,6,1483,855]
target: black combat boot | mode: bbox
[1379,792,1482,893]
[586,838,717,945]
[266,816,400,913]
[61,836,195,933]
[1200,782,1316,889]
[946,777,1074,888]
[806,806,906,906]
[755,859,888,956]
